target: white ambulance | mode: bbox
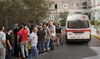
[65,14,91,43]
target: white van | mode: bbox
[65,14,91,43]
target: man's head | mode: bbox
[20,25,24,29]
[0,26,5,31]
[7,28,12,33]
[49,21,53,26]
[40,23,43,26]
[38,26,43,31]
[32,27,37,32]
[24,24,28,29]
[58,23,61,26]
[43,23,46,26]
[46,23,49,27]
[14,24,18,28]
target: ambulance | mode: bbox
[65,14,91,43]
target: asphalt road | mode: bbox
[37,36,100,59]
[12,35,100,59]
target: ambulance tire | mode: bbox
[66,36,70,44]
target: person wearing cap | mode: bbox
[6,28,14,59]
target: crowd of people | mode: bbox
[0,21,63,59]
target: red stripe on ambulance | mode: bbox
[65,30,91,32]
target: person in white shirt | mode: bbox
[49,21,56,51]
[0,26,6,59]
[29,27,38,59]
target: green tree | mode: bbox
[59,11,69,26]
[0,0,53,28]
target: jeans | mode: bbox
[0,48,5,59]
[45,38,50,51]
[38,42,44,54]
[20,41,29,58]
[50,36,55,50]
[29,46,38,59]
[7,46,14,59]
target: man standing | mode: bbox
[6,28,14,59]
[56,23,63,47]
[17,25,30,59]
[29,27,38,59]
[44,23,53,52]
[0,26,6,59]
[37,26,46,55]
[49,21,56,51]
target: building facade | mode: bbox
[90,0,100,21]
[48,0,91,22]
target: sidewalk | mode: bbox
[91,25,100,39]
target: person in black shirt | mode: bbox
[6,28,14,59]
[37,26,46,55]
[56,23,63,47]
[13,24,20,56]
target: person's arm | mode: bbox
[27,33,30,37]
[2,33,6,48]
[29,34,32,44]
[37,36,38,43]
[61,30,63,36]
[29,39,31,44]
[26,30,30,37]
[2,40,6,48]
[17,35,20,45]
[51,30,54,32]
[48,29,53,40]
[45,31,47,39]
[51,26,55,32]
[44,32,47,42]
[17,32,20,45]
[7,40,12,50]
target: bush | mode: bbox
[94,20,98,25]
[94,20,100,30]
[60,20,66,26]
[90,19,95,25]
[98,21,100,25]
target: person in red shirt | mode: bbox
[17,25,30,59]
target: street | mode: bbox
[38,36,100,59]
[13,34,100,59]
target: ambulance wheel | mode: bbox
[85,41,89,44]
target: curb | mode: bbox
[91,34,100,40]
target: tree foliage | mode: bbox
[59,11,69,26]
[0,0,52,28]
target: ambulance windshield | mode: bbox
[68,20,89,28]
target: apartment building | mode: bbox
[48,0,91,21]
[90,0,100,20]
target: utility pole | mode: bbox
[55,4,58,25]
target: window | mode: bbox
[68,20,89,28]
[98,13,100,21]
